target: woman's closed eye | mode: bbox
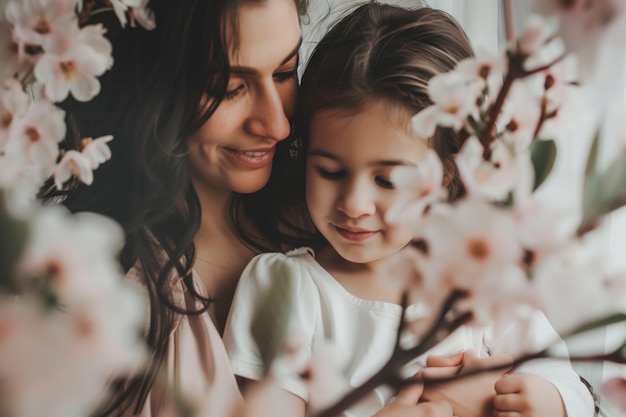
[273,68,298,82]
[316,167,345,180]
[225,83,245,100]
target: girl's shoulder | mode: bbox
[239,247,322,292]
[247,247,317,270]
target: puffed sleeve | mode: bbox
[485,307,596,417]
[223,250,321,401]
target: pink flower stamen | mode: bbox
[44,259,64,284]
[60,61,77,80]
[25,127,40,142]
[79,137,92,151]
[468,238,490,260]
[1,113,12,128]
[34,16,51,35]
[76,315,94,338]
[479,65,491,79]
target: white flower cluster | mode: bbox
[0,0,154,191]
[0,1,150,416]
[391,11,626,329]
[1,206,146,417]
[386,10,626,409]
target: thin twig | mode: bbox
[479,50,565,156]
[394,291,410,349]
[405,290,468,358]
[522,53,567,77]
[502,0,516,51]
[395,346,626,390]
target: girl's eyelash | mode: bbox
[316,167,345,180]
[375,176,394,189]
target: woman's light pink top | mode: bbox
[123,266,243,417]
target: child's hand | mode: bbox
[421,351,465,379]
[375,382,455,417]
[421,350,512,417]
[493,373,566,417]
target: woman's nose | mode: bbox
[245,84,292,141]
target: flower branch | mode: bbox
[312,290,471,417]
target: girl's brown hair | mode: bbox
[274,2,475,249]
[304,2,474,195]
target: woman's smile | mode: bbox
[223,146,276,169]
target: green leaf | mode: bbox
[565,313,626,338]
[250,262,294,373]
[530,139,557,191]
[563,313,626,339]
[599,152,626,202]
[579,150,626,235]
[0,192,30,290]
[584,129,601,188]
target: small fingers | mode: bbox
[492,411,521,417]
[494,374,524,395]
[461,350,513,374]
[426,351,464,367]
[394,380,424,405]
[421,365,463,379]
[493,393,525,411]
[416,400,454,417]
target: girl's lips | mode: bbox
[333,225,378,242]
[224,147,276,169]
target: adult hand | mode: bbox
[493,373,566,417]
[421,350,512,417]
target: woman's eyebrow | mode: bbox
[230,37,302,76]
[280,37,302,65]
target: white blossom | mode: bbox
[34,24,113,102]
[1,205,146,417]
[6,98,65,168]
[531,245,626,334]
[5,0,78,58]
[385,149,447,224]
[456,136,526,201]
[411,71,481,139]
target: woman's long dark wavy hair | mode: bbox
[41,0,308,414]
[275,2,475,250]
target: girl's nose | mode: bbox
[337,180,376,219]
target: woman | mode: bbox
[47,0,456,415]
[47,0,305,415]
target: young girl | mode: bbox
[224,4,595,417]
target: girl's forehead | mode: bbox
[310,101,416,139]
[308,102,429,164]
